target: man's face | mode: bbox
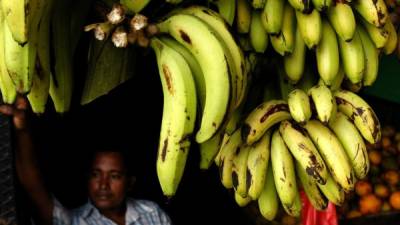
[88,152,129,211]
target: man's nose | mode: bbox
[99,175,110,190]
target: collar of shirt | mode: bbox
[80,198,140,224]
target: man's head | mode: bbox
[87,149,134,212]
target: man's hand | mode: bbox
[0,96,29,130]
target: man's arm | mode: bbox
[0,97,53,225]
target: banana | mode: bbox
[282,189,301,217]
[303,120,355,192]
[251,0,266,9]
[151,37,197,197]
[317,172,345,206]
[178,6,247,109]
[328,112,369,179]
[328,66,345,91]
[49,0,74,113]
[214,132,231,166]
[219,128,243,189]
[316,19,339,86]
[295,9,321,49]
[308,84,336,123]
[296,162,328,210]
[232,144,251,197]
[120,0,151,14]
[1,0,29,44]
[334,89,381,144]
[258,163,279,221]
[383,18,398,55]
[234,190,252,207]
[338,29,365,85]
[236,0,252,33]
[288,89,312,124]
[270,2,296,56]
[199,128,225,170]
[250,10,268,53]
[284,26,306,83]
[357,25,379,87]
[271,129,298,210]
[288,0,312,13]
[242,99,291,145]
[157,14,230,143]
[261,0,285,35]
[0,6,16,104]
[327,1,356,41]
[359,16,389,48]
[311,0,332,11]
[353,0,388,28]
[225,105,244,135]
[213,0,236,26]
[247,130,271,199]
[279,120,328,185]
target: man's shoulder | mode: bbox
[127,198,162,214]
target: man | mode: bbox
[0,96,172,225]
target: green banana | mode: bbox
[383,18,398,55]
[258,163,279,221]
[334,89,381,144]
[303,120,355,192]
[295,9,321,49]
[247,130,271,199]
[242,99,291,145]
[308,84,336,123]
[270,2,296,56]
[353,0,388,28]
[327,1,356,41]
[120,0,151,14]
[261,0,285,35]
[250,10,268,53]
[199,128,225,170]
[296,162,328,210]
[359,16,389,49]
[1,0,29,44]
[157,14,230,143]
[213,0,236,26]
[357,25,379,87]
[288,89,312,124]
[232,144,251,197]
[250,0,266,9]
[279,120,328,185]
[311,0,332,11]
[219,128,243,189]
[288,0,312,13]
[282,188,301,217]
[271,129,298,210]
[234,190,252,207]
[151,37,197,197]
[328,66,345,91]
[317,172,345,206]
[236,0,252,33]
[338,29,365,85]
[328,112,369,179]
[316,19,339,86]
[284,26,306,83]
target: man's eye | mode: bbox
[90,171,100,178]
[111,174,122,179]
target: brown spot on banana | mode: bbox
[246,169,252,192]
[260,104,289,123]
[179,30,191,44]
[162,64,174,95]
[161,138,168,162]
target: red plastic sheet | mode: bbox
[301,191,338,225]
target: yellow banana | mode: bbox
[353,0,388,28]
[213,0,236,26]
[317,172,345,206]
[234,191,252,207]
[311,0,332,11]
[199,129,225,170]
[357,25,379,87]
[270,2,296,56]
[219,128,243,189]
[232,144,251,197]
[288,0,312,13]
[236,0,252,33]
[258,163,279,220]
[359,16,389,49]
[261,0,285,35]
[284,26,306,83]
[327,1,356,41]
[308,84,336,123]
[288,89,312,124]
[282,189,301,217]
[295,9,321,49]
[250,10,268,53]
[383,18,398,55]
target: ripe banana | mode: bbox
[317,172,345,206]
[282,189,301,217]
[334,89,381,144]
[308,84,336,123]
[383,18,398,55]
[359,16,389,48]
[219,128,243,189]
[151,37,197,197]
[242,99,291,145]
[270,2,296,56]
[247,130,271,199]
[258,163,278,221]
[284,26,306,83]
[199,128,225,170]
[303,120,355,192]
[353,0,388,28]
[1,0,29,44]
[271,129,298,210]
[232,144,251,197]
[357,25,379,87]
[288,89,312,124]
[157,14,230,143]
[295,9,321,49]
[279,120,328,185]
[338,29,365,85]
[328,112,369,179]
[261,0,285,35]
[236,0,252,33]
[213,0,236,26]
[234,190,252,207]
[327,1,356,41]
[311,0,332,11]
[288,0,312,13]
[250,10,268,53]
[316,19,339,86]
[296,162,328,211]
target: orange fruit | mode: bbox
[374,183,390,199]
[359,194,382,215]
[383,170,400,186]
[389,191,400,210]
[369,150,382,165]
[346,210,362,219]
[355,180,373,197]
